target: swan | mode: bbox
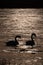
[6,35,21,48]
[26,33,36,48]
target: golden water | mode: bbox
[0,9,43,65]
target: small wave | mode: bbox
[2,50,10,52]
[36,57,42,60]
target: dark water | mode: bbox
[0,9,43,65]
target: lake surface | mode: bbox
[0,9,43,65]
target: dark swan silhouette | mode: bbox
[26,33,36,48]
[6,35,21,47]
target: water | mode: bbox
[0,9,43,65]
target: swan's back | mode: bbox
[6,40,18,47]
[26,40,35,46]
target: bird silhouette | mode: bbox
[6,35,21,48]
[26,33,36,48]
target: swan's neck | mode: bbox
[32,38,34,42]
[15,38,17,41]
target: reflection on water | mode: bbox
[0,9,43,65]
[0,53,43,65]
[0,9,43,42]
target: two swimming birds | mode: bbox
[6,33,37,48]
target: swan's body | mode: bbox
[6,40,18,47]
[6,35,21,47]
[26,33,36,48]
[26,40,35,46]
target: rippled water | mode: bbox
[0,9,43,65]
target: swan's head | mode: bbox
[15,35,21,40]
[31,33,36,40]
